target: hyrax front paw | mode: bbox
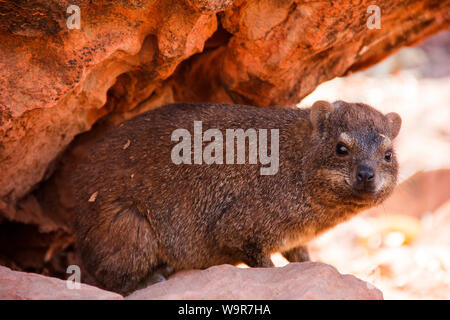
[282,245,310,263]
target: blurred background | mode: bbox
[272,29,450,299]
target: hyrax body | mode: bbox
[70,101,401,294]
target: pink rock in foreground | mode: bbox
[127,262,383,300]
[0,266,122,300]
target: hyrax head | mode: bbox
[308,100,402,206]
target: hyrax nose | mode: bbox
[356,166,375,183]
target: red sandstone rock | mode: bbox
[126,262,383,300]
[0,0,221,215]
[0,265,122,300]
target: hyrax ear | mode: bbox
[310,100,334,129]
[385,112,402,138]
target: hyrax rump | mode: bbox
[70,100,401,294]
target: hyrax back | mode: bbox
[70,101,401,294]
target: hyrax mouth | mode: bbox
[353,164,377,192]
[352,188,378,201]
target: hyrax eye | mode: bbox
[384,150,393,161]
[336,143,349,156]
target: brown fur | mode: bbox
[69,101,401,294]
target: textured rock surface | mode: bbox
[126,262,383,300]
[0,0,220,216]
[0,0,449,218]
[0,265,122,300]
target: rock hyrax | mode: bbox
[70,100,402,294]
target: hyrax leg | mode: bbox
[282,245,310,263]
[75,198,162,295]
[240,243,274,268]
[135,264,175,290]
